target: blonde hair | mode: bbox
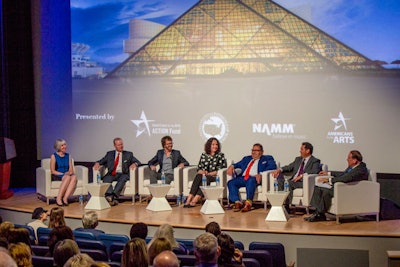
[9,242,32,267]
[148,224,178,249]
[54,139,67,151]
[122,238,148,267]
[64,253,95,267]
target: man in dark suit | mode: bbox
[227,143,277,212]
[93,137,141,206]
[305,150,369,222]
[148,135,189,184]
[272,142,321,208]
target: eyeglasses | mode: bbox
[251,149,261,152]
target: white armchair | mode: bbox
[92,166,138,202]
[227,162,279,209]
[36,158,88,205]
[326,170,380,224]
[137,165,183,202]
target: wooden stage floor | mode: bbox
[1,188,399,238]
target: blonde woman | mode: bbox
[121,238,149,267]
[50,139,77,206]
[148,224,188,255]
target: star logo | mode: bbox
[131,111,154,137]
[331,112,350,131]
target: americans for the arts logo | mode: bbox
[131,110,181,137]
[199,112,229,142]
[327,112,355,144]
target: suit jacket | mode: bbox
[97,150,141,175]
[148,149,189,172]
[331,161,369,184]
[233,155,277,176]
[281,155,321,179]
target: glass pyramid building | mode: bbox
[110,0,381,77]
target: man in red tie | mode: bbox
[227,143,277,212]
[93,137,141,206]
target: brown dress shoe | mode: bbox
[233,202,243,212]
[241,201,252,212]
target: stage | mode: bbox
[1,188,400,267]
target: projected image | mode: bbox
[67,0,400,173]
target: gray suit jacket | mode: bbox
[281,155,321,180]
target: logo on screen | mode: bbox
[131,110,181,137]
[199,113,229,142]
[252,122,305,139]
[327,112,355,144]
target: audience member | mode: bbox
[148,237,172,265]
[0,247,17,267]
[27,207,48,241]
[129,222,148,240]
[93,137,141,206]
[50,138,77,206]
[53,239,80,267]
[272,142,321,211]
[305,150,369,222]
[63,253,95,267]
[48,207,66,228]
[8,228,31,247]
[184,138,227,207]
[0,237,8,249]
[217,233,244,267]
[194,232,220,267]
[121,238,149,267]
[0,221,14,240]
[148,224,188,255]
[205,221,221,237]
[8,242,32,267]
[227,143,277,212]
[75,211,104,238]
[153,250,180,267]
[46,225,74,257]
[148,135,189,184]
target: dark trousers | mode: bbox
[309,186,334,213]
[189,174,216,197]
[149,170,174,184]
[103,173,129,198]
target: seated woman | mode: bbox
[184,137,227,208]
[148,224,188,255]
[50,139,77,206]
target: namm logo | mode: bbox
[253,123,304,139]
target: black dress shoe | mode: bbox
[62,200,69,206]
[306,212,326,222]
[56,201,63,207]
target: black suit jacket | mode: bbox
[281,155,321,179]
[148,149,189,172]
[331,162,369,184]
[97,150,141,175]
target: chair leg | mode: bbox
[336,215,340,224]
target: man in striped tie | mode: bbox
[227,143,277,212]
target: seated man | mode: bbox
[194,232,220,267]
[74,210,104,238]
[305,150,369,222]
[227,143,277,212]
[148,135,189,184]
[93,137,141,206]
[272,142,321,209]
[27,207,48,241]
[153,250,180,267]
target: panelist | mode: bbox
[227,143,277,212]
[93,137,141,206]
[183,137,227,208]
[305,150,368,222]
[272,142,321,210]
[148,135,189,184]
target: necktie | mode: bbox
[244,160,255,181]
[111,152,120,176]
[298,159,305,176]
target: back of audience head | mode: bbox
[0,247,17,267]
[205,221,221,237]
[148,237,172,265]
[48,207,66,228]
[47,225,74,256]
[0,221,14,240]
[153,250,179,267]
[217,233,236,264]
[122,237,148,267]
[129,222,148,240]
[151,224,178,248]
[8,228,31,247]
[63,253,95,267]
[82,211,99,229]
[194,232,220,264]
[53,239,79,267]
[9,242,32,267]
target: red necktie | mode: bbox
[244,160,255,181]
[111,152,120,176]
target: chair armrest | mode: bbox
[261,170,274,193]
[301,173,318,206]
[138,165,151,195]
[75,165,89,194]
[92,166,106,183]
[36,167,51,195]
[182,166,198,196]
[173,166,184,196]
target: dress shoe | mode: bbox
[56,200,63,207]
[106,196,113,204]
[305,212,326,222]
[62,200,69,207]
[233,202,243,212]
[241,201,252,212]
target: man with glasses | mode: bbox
[227,143,277,212]
[148,135,189,184]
